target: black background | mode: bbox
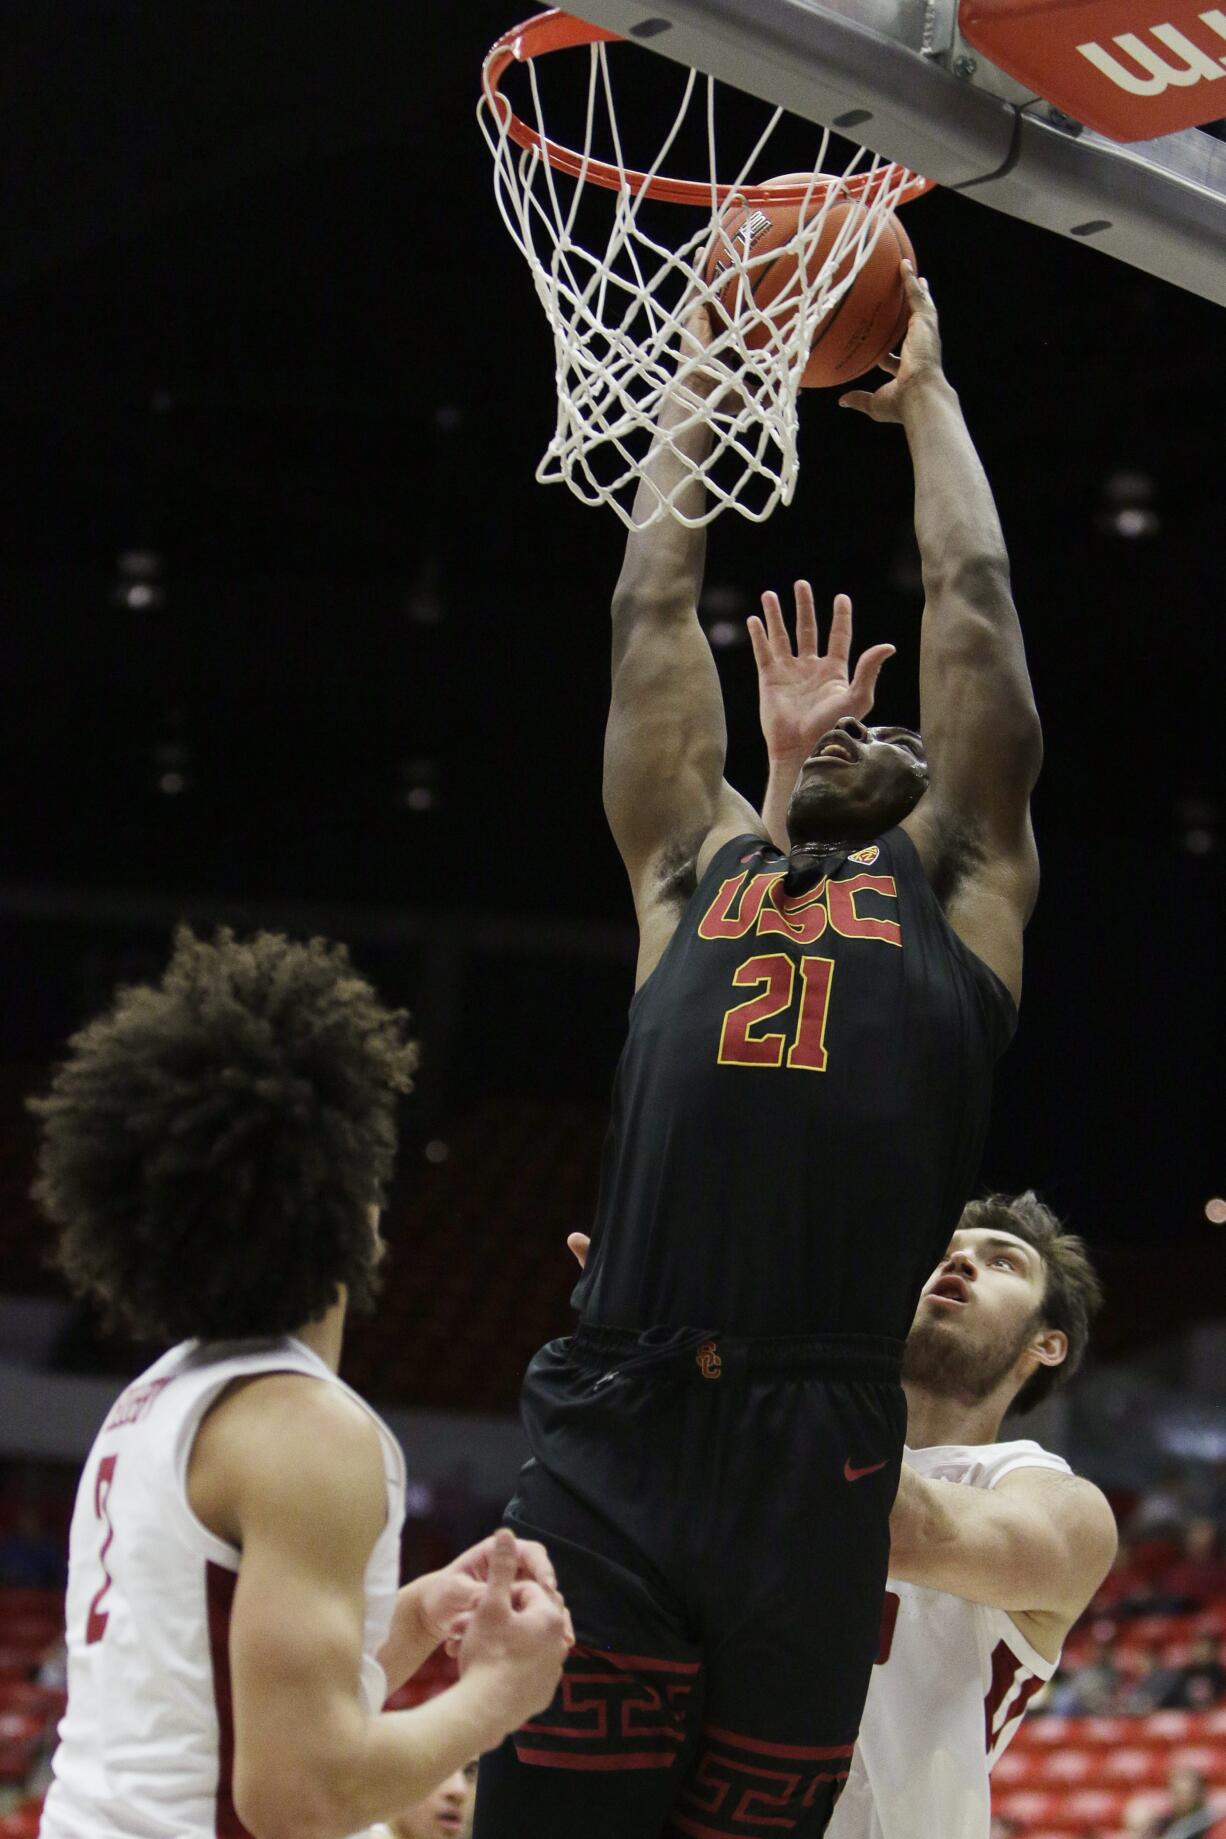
[0,4,1221,1358]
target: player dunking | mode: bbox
[473,265,1043,1839]
[33,929,571,1839]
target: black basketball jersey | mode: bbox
[574,829,1017,1340]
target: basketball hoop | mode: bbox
[478,10,933,529]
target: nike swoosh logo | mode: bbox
[843,1459,888,1482]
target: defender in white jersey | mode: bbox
[829,1191,1119,1839]
[31,929,572,1839]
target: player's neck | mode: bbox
[903,1380,1008,1451]
[292,1289,348,1375]
[789,838,856,862]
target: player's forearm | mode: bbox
[901,376,1011,591]
[760,758,796,852]
[614,381,714,622]
[889,1469,1024,1606]
[901,377,1039,759]
[890,1469,1084,1618]
[376,1577,442,1694]
[337,1680,509,1834]
[240,1676,510,1839]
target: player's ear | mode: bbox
[1029,1326,1068,1371]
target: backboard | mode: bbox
[564,0,1226,305]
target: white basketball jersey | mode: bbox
[41,1338,405,1839]
[827,1438,1070,1839]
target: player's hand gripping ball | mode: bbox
[703,174,915,389]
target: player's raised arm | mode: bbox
[841,265,1042,1005]
[888,1462,1118,1643]
[195,1377,568,1839]
[604,305,764,984]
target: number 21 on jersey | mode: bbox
[718,954,835,1071]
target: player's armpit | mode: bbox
[888,1465,1117,1628]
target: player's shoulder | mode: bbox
[191,1369,386,1547]
[213,1369,381,1470]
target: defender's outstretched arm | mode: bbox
[889,1462,1117,1642]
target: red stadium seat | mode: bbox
[0,1709,45,1785]
[993,1748,1041,1785]
[1101,1746,1173,1787]
[0,1801,43,1839]
[1043,1747,1095,1782]
[993,1788,1058,1822]
[0,1681,64,1723]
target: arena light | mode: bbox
[112,549,165,612]
[1176,796,1220,856]
[1095,470,1160,540]
[398,757,440,813]
[154,740,190,798]
[1205,1197,1226,1225]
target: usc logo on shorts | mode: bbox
[695,1341,723,1380]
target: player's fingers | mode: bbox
[837,390,874,415]
[519,1586,572,1652]
[746,615,770,674]
[901,260,935,312]
[849,644,896,711]
[567,1230,591,1269]
[793,581,818,657]
[826,592,853,666]
[445,1613,475,1657]
[876,350,902,376]
[481,1528,517,1610]
[761,590,789,653]
[514,1539,560,1597]
[509,1579,554,1621]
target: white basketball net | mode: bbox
[479,23,925,529]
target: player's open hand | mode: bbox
[838,263,944,423]
[748,583,894,767]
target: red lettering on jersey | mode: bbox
[102,1376,171,1433]
[757,879,829,945]
[826,874,902,946]
[984,1639,1043,1754]
[207,1562,253,1837]
[85,1454,119,1645]
[698,872,781,940]
[717,955,795,1066]
[876,1590,901,1665]
[786,957,835,1072]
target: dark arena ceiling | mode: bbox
[0,4,1221,1359]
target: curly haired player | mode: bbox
[33,928,571,1839]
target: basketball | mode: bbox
[703,176,915,389]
